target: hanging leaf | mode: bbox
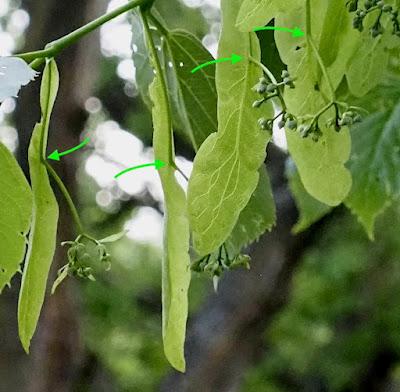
[286,159,332,234]
[273,3,353,205]
[345,100,400,239]
[0,57,38,102]
[0,143,32,291]
[187,0,272,256]
[18,59,59,353]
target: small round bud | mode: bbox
[281,70,290,78]
[266,83,277,93]
[252,99,264,108]
[258,117,268,130]
[256,83,267,94]
[278,119,286,129]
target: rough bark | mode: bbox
[13,0,105,391]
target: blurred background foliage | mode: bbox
[0,0,400,391]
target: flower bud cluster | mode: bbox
[348,0,400,37]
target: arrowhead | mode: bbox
[231,53,242,64]
[47,150,60,161]
[155,159,166,170]
[292,27,305,38]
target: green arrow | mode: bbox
[191,53,242,74]
[253,26,304,38]
[48,137,90,161]
[114,160,166,179]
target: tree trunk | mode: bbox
[14,1,104,391]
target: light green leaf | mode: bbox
[346,32,391,98]
[188,0,272,256]
[150,70,191,372]
[236,0,302,32]
[165,29,217,150]
[345,101,400,239]
[272,3,353,205]
[18,59,59,353]
[226,166,276,255]
[286,159,331,234]
[0,143,32,292]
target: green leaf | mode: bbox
[131,10,155,107]
[346,32,392,98]
[236,0,302,32]
[149,68,191,372]
[187,0,272,256]
[165,29,217,150]
[226,166,276,255]
[18,59,59,353]
[272,4,353,205]
[345,101,400,239]
[0,143,32,292]
[286,159,331,234]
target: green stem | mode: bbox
[249,56,288,112]
[140,9,175,165]
[16,0,150,68]
[44,162,85,234]
[249,56,278,85]
[305,0,336,101]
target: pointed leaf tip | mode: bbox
[231,53,242,64]
[47,150,60,161]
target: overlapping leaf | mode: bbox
[236,0,302,32]
[272,2,353,205]
[0,143,32,291]
[345,100,400,238]
[226,166,275,255]
[187,0,272,256]
[286,160,331,234]
[18,59,59,353]
[165,30,217,150]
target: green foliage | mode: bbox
[274,2,353,205]
[0,143,32,292]
[164,29,217,150]
[18,59,60,353]
[226,166,276,255]
[236,0,302,32]
[2,0,400,374]
[286,160,332,234]
[147,22,191,369]
[187,0,271,256]
[131,10,154,107]
[242,208,400,392]
[345,99,400,238]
